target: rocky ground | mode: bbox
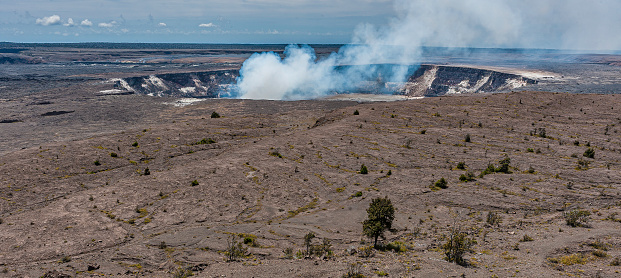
[1,89,621,277]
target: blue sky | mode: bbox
[0,0,395,43]
[2,0,621,51]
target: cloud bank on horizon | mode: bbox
[235,0,621,100]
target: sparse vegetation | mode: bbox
[564,209,591,227]
[442,228,476,266]
[225,234,248,262]
[269,151,283,158]
[486,211,502,226]
[194,138,216,145]
[480,156,512,177]
[548,253,590,266]
[282,247,294,259]
[576,158,591,170]
[342,262,364,278]
[583,147,595,159]
[430,177,448,190]
[520,234,534,242]
[459,171,476,182]
[172,267,194,278]
[363,197,395,248]
[304,232,315,257]
[359,164,368,174]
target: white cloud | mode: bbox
[80,19,93,26]
[98,21,117,28]
[158,22,167,27]
[36,15,61,26]
[199,23,215,28]
[63,18,76,27]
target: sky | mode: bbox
[0,0,395,44]
[1,0,621,51]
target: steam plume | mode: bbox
[236,0,621,100]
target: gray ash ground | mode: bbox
[1,44,621,277]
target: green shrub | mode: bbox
[353,110,359,115]
[304,232,315,256]
[143,168,150,175]
[94,160,101,166]
[194,138,216,145]
[352,191,363,197]
[442,229,476,266]
[610,257,621,266]
[110,152,118,157]
[589,240,610,251]
[360,164,368,174]
[486,211,502,226]
[190,180,199,186]
[269,151,283,158]
[459,172,475,182]
[564,209,591,227]
[479,156,512,177]
[527,148,534,152]
[464,134,471,143]
[420,129,426,134]
[132,141,139,147]
[593,250,608,258]
[211,111,221,118]
[225,235,247,262]
[583,148,595,159]
[431,178,448,190]
[456,162,466,170]
[282,247,294,259]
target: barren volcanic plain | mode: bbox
[1,44,621,277]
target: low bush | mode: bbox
[564,209,591,227]
[583,147,595,159]
[360,164,368,174]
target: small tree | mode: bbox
[360,164,368,174]
[363,197,395,248]
[442,228,476,266]
[225,234,247,262]
[304,232,315,256]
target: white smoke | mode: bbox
[235,0,621,100]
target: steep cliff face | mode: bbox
[114,70,238,98]
[114,65,536,98]
[400,65,537,97]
